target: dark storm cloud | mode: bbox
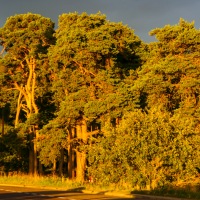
[0,0,200,42]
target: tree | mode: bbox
[123,18,200,187]
[0,13,55,175]
[48,12,143,181]
[136,19,200,113]
[37,120,67,176]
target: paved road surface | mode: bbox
[0,185,150,200]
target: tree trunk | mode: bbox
[14,58,39,176]
[1,107,4,135]
[72,150,75,179]
[15,90,22,128]
[76,120,87,182]
[53,159,56,176]
[33,127,38,176]
[76,151,86,182]
[59,148,64,177]
[29,132,34,175]
[68,127,75,179]
[38,160,43,175]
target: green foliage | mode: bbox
[0,13,55,55]
[49,12,143,127]
[0,127,28,172]
[86,18,200,190]
[87,108,200,189]
[0,13,55,118]
[0,12,199,198]
[38,121,68,166]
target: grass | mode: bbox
[133,184,200,200]
[0,174,129,192]
[0,174,84,190]
[0,175,200,199]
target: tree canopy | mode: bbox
[0,13,199,190]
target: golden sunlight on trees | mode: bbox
[0,13,55,176]
[0,13,199,193]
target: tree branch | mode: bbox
[0,46,6,56]
[31,58,39,114]
[73,60,96,77]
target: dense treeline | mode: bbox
[0,12,199,190]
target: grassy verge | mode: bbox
[0,175,83,190]
[133,184,200,200]
[0,175,128,192]
[0,175,200,199]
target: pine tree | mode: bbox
[48,12,143,181]
[0,13,55,175]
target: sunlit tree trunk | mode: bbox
[14,57,39,176]
[15,90,22,128]
[1,107,4,135]
[52,159,56,176]
[76,151,86,182]
[76,120,88,182]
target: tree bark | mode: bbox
[68,127,75,179]
[15,57,40,177]
[59,148,64,177]
[1,107,4,135]
[53,159,56,176]
[76,120,87,182]
[29,130,34,175]
[33,127,39,176]
[38,160,43,175]
[15,90,22,128]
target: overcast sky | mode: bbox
[0,0,200,42]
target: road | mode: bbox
[0,185,150,200]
